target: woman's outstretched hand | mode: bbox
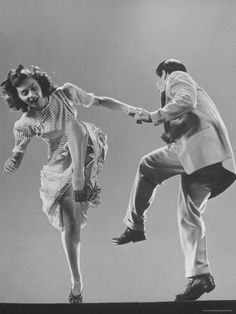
[3,153,24,173]
[125,106,139,117]
[4,157,17,173]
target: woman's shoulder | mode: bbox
[54,82,76,100]
[54,82,92,105]
[60,82,77,93]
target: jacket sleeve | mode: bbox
[62,83,95,108]
[150,72,197,126]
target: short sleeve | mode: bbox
[62,83,95,108]
[12,118,35,154]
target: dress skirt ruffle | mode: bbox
[39,121,108,231]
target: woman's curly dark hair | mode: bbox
[1,64,57,112]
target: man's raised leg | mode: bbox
[112,145,184,244]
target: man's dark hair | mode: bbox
[1,64,57,112]
[156,59,187,77]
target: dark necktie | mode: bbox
[161,91,170,133]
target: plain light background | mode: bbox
[0,0,235,303]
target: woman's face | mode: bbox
[16,77,47,110]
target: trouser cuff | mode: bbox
[123,217,145,231]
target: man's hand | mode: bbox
[134,108,152,124]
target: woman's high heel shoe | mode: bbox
[68,290,83,304]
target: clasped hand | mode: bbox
[126,106,151,124]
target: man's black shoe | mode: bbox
[175,274,216,301]
[112,227,146,245]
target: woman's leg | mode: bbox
[66,120,88,191]
[62,120,90,298]
[60,187,83,296]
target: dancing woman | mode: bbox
[1,64,134,303]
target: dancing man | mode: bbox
[112,59,236,301]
